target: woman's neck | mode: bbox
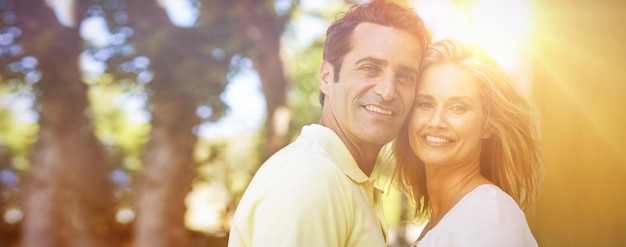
[417,161,492,240]
[427,170,487,217]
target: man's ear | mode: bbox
[319,60,334,95]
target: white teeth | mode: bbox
[426,136,450,143]
[365,105,392,115]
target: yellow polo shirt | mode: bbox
[228,124,388,247]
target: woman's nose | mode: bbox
[427,110,447,129]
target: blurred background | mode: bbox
[0,0,624,246]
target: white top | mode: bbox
[228,124,388,247]
[416,184,538,247]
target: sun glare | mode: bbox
[465,0,531,70]
[413,0,533,95]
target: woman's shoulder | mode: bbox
[419,184,537,247]
[453,184,526,222]
[435,184,537,246]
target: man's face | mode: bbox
[320,22,424,148]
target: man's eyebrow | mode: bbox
[416,94,433,100]
[398,65,418,76]
[355,57,418,75]
[355,56,387,66]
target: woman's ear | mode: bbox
[481,126,494,139]
[480,119,495,139]
[319,60,334,95]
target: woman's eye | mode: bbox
[449,105,467,114]
[417,101,433,110]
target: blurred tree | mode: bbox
[87,0,296,246]
[1,0,419,246]
[118,1,204,246]
[0,90,33,246]
[285,36,323,138]
[232,0,296,161]
[0,89,38,169]
[1,0,121,246]
[0,145,16,244]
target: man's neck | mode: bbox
[350,144,382,177]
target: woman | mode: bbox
[392,39,544,246]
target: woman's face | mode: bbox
[409,64,492,168]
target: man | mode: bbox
[228,1,430,246]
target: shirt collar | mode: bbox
[301,124,371,184]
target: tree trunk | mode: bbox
[251,29,291,162]
[133,92,199,247]
[13,0,119,246]
[0,146,16,245]
[24,100,72,246]
[122,1,200,246]
[238,1,291,162]
[26,93,119,247]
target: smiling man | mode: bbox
[228,1,430,246]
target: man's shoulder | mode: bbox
[242,138,354,202]
[260,126,341,175]
[258,144,345,187]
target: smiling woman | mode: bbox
[392,39,543,247]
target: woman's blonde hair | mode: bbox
[392,39,545,218]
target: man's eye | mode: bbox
[398,73,415,82]
[361,65,378,72]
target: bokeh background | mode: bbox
[0,0,624,246]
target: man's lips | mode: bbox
[364,104,393,115]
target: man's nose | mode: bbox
[375,74,396,101]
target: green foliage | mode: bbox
[286,37,323,135]
[0,85,38,171]
[87,79,150,171]
[282,2,350,139]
